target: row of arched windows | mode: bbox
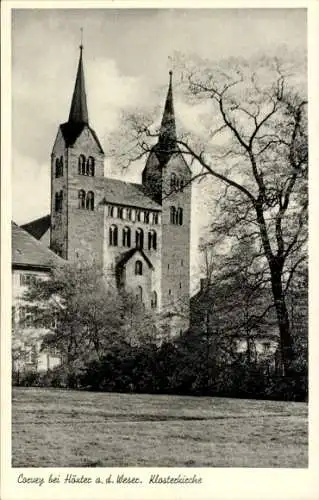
[55,156,64,178]
[78,190,94,211]
[107,205,159,225]
[109,226,157,250]
[78,155,95,177]
[170,206,183,225]
[55,190,63,212]
[170,173,184,192]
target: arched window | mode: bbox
[59,156,64,177]
[135,261,143,276]
[178,207,183,225]
[55,190,63,212]
[170,206,176,224]
[122,226,131,248]
[86,191,94,211]
[86,156,95,176]
[144,211,150,224]
[151,291,158,309]
[118,207,124,219]
[108,205,114,217]
[148,230,157,250]
[135,228,144,249]
[152,212,159,225]
[126,208,132,221]
[55,158,60,178]
[78,189,86,209]
[170,173,176,191]
[136,285,143,301]
[78,155,86,175]
[109,225,118,246]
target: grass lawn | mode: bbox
[12,387,307,467]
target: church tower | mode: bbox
[142,72,192,334]
[50,45,105,267]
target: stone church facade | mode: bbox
[37,46,192,335]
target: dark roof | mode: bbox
[12,222,63,270]
[101,178,162,210]
[116,248,154,270]
[68,46,88,125]
[21,214,51,240]
[152,72,177,167]
[60,122,104,154]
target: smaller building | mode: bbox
[12,221,63,373]
[190,278,280,371]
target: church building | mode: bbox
[22,45,192,336]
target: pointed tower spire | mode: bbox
[68,37,89,125]
[159,71,177,149]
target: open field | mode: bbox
[12,387,307,467]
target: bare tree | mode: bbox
[112,54,307,375]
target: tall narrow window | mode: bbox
[122,226,131,248]
[55,158,61,178]
[86,156,95,176]
[86,191,94,211]
[78,190,86,209]
[109,225,118,246]
[170,173,176,191]
[148,230,157,250]
[55,190,63,212]
[135,228,144,249]
[180,179,184,192]
[126,208,132,221]
[135,260,143,276]
[136,285,143,301]
[170,206,176,224]
[108,205,114,217]
[178,207,183,225]
[59,156,64,177]
[151,291,158,309]
[78,155,86,175]
[118,207,124,219]
[152,212,159,225]
[144,211,150,224]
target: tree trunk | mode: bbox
[270,264,295,375]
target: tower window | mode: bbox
[170,206,176,224]
[178,207,183,225]
[135,260,143,276]
[135,228,144,249]
[151,291,158,309]
[78,189,85,209]
[170,173,176,191]
[126,208,132,221]
[109,225,118,246]
[168,289,171,296]
[180,179,184,192]
[152,212,159,225]
[86,156,95,176]
[55,157,63,178]
[78,155,86,175]
[86,191,94,211]
[148,230,157,251]
[180,282,182,289]
[144,211,150,224]
[108,205,114,217]
[122,226,131,248]
[55,190,63,212]
[118,207,124,219]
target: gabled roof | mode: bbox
[21,214,51,240]
[116,248,154,270]
[12,222,63,270]
[101,178,162,211]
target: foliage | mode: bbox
[112,53,307,375]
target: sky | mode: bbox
[11,7,307,287]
